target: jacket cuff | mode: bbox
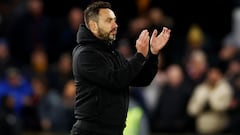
[148,52,158,61]
[135,53,146,65]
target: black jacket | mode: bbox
[72,24,158,135]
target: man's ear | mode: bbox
[89,20,98,33]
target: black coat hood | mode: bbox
[76,24,116,51]
[76,24,102,45]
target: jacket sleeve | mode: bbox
[129,53,158,87]
[74,49,146,89]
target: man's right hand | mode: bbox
[136,29,149,58]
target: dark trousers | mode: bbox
[71,127,123,135]
[70,120,123,135]
[70,121,123,135]
[71,128,100,135]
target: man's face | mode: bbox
[96,8,118,42]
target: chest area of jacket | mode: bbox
[100,50,127,69]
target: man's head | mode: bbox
[84,1,118,42]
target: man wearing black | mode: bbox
[71,1,171,135]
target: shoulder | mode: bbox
[72,45,96,59]
[192,83,209,96]
[216,79,233,94]
[72,45,107,66]
[73,44,100,54]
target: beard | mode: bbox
[98,27,117,43]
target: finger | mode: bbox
[143,31,149,43]
[140,30,148,41]
[152,29,158,37]
[159,27,170,38]
[162,27,170,35]
[167,28,171,33]
[164,27,171,34]
[150,29,157,43]
[144,35,150,45]
[163,27,169,31]
[165,27,171,35]
[139,29,148,41]
[165,28,171,38]
[139,30,146,39]
[160,32,170,40]
[140,29,148,37]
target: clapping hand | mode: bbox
[136,29,150,58]
[150,27,171,55]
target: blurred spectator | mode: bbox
[23,47,51,83]
[0,95,22,135]
[231,7,240,47]
[219,36,239,60]
[183,50,208,89]
[0,0,12,36]
[0,0,27,36]
[187,66,233,134]
[0,38,18,80]
[37,82,64,132]
[219,7,240,71]
[7,0,57,64]
[21,75,46,131]
[0,67,33,116]
[61,79,76,133]
[219,35,240,72]
[30,76,48,107]
[116,38,134,60]
[59,7,83,54]
[185,24,205,51]
[37,79,75,133]
[136,0,150,15]
[147,7,174,32]
[225,57,240,83]
[224,57,240,133]
[183,23,217,65]
[48,52,73,94]
[151,64,193,133]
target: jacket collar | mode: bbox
[76,24,116,52]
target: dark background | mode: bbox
[42,0,235,40]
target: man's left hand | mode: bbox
[150,27,171,55]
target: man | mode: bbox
[71,1,171,135]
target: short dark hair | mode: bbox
[84,1,112,28]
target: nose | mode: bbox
[113,21,118,28]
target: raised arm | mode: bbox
[130,27,171,86]
[73,30,150,90]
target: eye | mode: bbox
[106,17,117,23]
[106,18,112,23]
